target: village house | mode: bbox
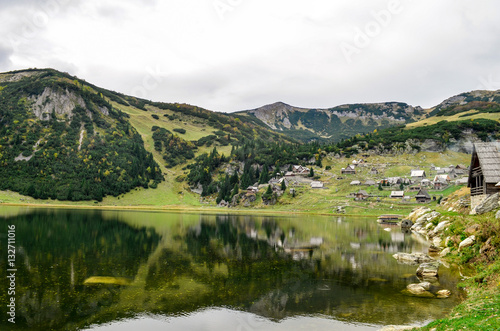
[364,179,376,186]
[415,188,432,203]
[421,178,431,187]
[310,181,324,189]
[454,164,468,176]
[247,186,259,194]
[382,177,405,186]
[390,191,405,198]
[433,174,450,189]
[437,168,450,175]
[269,177,289,186]
[350,180,361,186]
[292,165,310,176]
[369,168,379,175]
[341,164,356,175]
[434,174,451,182]
[407,185,421,192]
[411,170,426,181]
[448,168,459,179]
[355,190,369,200]
[467,142,500,209]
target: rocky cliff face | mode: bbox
[30,87,87,120]
[238,101,425,142]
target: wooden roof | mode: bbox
[469,143,500,184]
[415,189,431,199]
[357,190,369,196]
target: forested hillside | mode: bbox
[1,68,499,204]
[0,69,163,201]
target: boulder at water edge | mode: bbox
[416,262,439,278]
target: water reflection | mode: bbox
[0,208,463,331]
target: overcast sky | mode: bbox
[1,0,500,112]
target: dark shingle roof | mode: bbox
[415,189,431,199]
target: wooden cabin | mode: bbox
[355,190,369,200]
[467,143,500,197]
[415,188,431,203]
[341,165,356,175]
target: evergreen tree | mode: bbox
[281,180,286,191]
[263,185,273,201]
[258,164,270,184]
[308,167,314,177]
[230,170,239,186]
[231,183,239,199]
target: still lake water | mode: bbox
[0,206,464,331]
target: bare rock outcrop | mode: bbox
[30,87,86,121]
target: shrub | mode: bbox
[173,128,186,134]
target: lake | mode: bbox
[0,206,464,330]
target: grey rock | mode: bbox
[459,235,475,250]
[406,283,428,294]
[437,289,451,298]
[416,262,439,278]
[403,283,435,298]
[434,221,450,233]
[473,193,499,215]
[439,247,451,257]
[393,253,435,265]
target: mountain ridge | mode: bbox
[235,100,425,142]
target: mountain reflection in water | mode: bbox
[0,207,463,331]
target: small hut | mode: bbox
[390,191,404,198]
[415,189,431,203]
[310,181,324,189]
[468,143,500,196]
[355,190,369,200]
[364,179,376,186]
[341,165,356,175]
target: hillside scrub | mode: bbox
[336,119,500,153]
[0,73,163,201]
[410,190,500,330]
